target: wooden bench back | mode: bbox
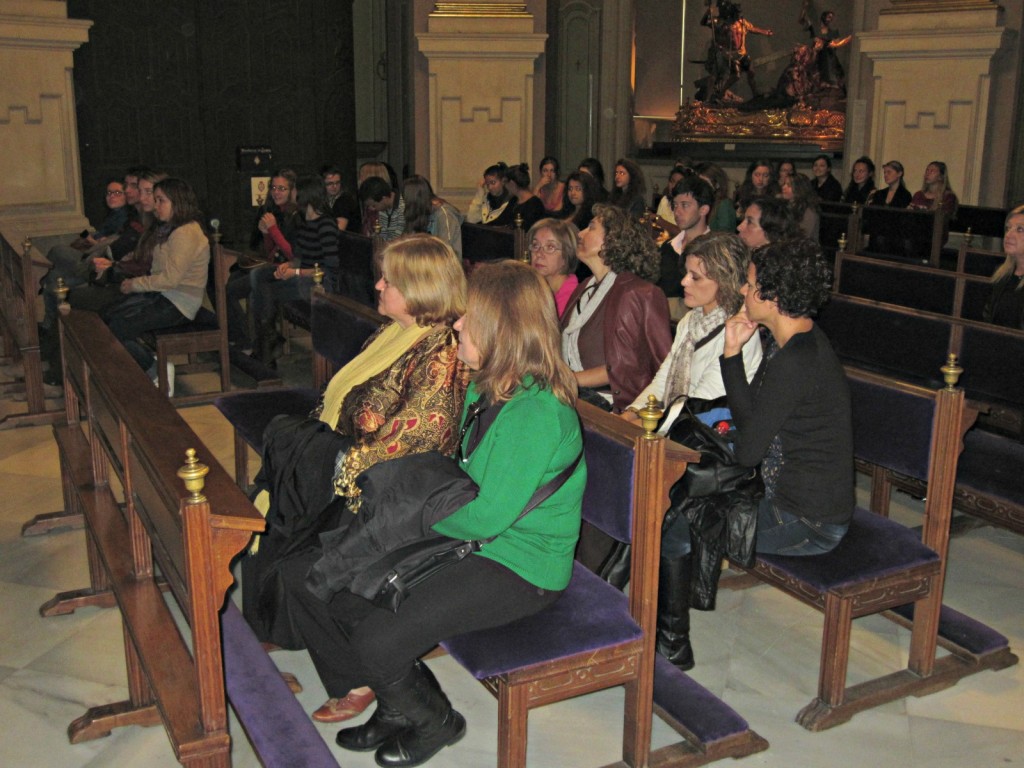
[461,221,527,266]
[58,308,263,759]
[950,204,1007,240]
[858,206,946,266]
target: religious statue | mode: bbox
[799,2,853,94]
[696,0,773,104]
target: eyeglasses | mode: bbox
[270,185,291,192]
[106,190,125,197]
[324,180,341,187]
[529,242,562,254]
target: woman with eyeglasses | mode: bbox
[561,204,671,412]
[281,260,584,767]
[244,234,468,726]
[528,218,580,319]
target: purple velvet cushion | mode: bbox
[956,429,1024,501]
[311,295,381,371]
[214,388,319,452]
[889,602,1010,656]
[653,655,752,743]
[221,603,339,767]
[849,377,935,480]
[757,507,939,593]
[581,427,636,542]
[442,562,642,679]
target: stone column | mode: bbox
[0,1,91,238]
[416,3,546,209]
[858,0,1007,204]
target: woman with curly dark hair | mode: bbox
[722,237,853,556]
[609,158,648,218]
[561,203,671,412]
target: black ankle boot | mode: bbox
[656,554,694,671]
[373,662,466,768]
[336,698,409,753]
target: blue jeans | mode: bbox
[663,496,848,558]
[106,292,189,371]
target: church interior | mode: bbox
[0,1,1022,766]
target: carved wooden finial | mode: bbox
[177,448,209,503]
[837,232,847,252]
[55,277,71,315]
[941,353,962,391]
[22,237,32,257]
[312,262,325,293]
[637,394,663,440]
[964,226,973,246]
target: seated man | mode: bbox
[359,176,405,242]
[322,164,360,232]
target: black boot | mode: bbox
[336,698,409,753]
[373,662,466,768]
[656,554,694,671]
[254,320,283,368]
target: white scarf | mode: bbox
[562,272,618,372]
[665,305,727,405]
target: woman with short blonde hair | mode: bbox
[381,233,466,325]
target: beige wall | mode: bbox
[0,0,91,239]
[412,1,548,210]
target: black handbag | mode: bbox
[350,447,584,612]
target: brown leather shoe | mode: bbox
[281,672,303,694]
[311,688,376,723]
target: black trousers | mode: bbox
[279,551,561,697]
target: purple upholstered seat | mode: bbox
[442,562,641,679]
[221,602,338,767]
[214,388,318,452]
[757,507,939,594]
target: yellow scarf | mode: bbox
[319,321,434,429]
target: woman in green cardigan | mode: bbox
[282,260,585,768]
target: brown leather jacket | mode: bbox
[562,272,672,412]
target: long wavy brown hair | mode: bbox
[462,261,577,405]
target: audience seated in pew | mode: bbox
[359,175,406,242]
[695,161,739,233]
[982,204,1024,330]
[279,260,585,768]
[503,163,546,231]
[736,195,800,251]
[534,155,568,215]
[252,175,340,366]
[623,232,762,670]
[657,175,714,321]
[106,177,211,388]
[780,173,820,242]
[322,163,360,233]
[609,157,649,219]
[242,234,467,725]
[810,154,843,203]
[561,204,671,413]
[734,159,779,217]
[561,169,600,233]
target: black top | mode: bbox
[514,196,547,231]
[329,192,361,232]
[842,181,876,206]
[813,174,843,203]
[984,272,1024,330]
[866,186,912,208]
[721,324,854,526]
[657,240,684,300]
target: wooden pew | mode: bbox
[817,294,1024,537]
[216,295,768,768]
[45,307,339,767]
[460,221,526,269]
[857,205,947,266]
[818,201,860,257]
[732,366,1017,730]
[442,403,767,767]
[0,232,63,429]
[950,204,1007,240]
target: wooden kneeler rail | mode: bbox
[46,309,264,766]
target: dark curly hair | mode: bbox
[748,196,800,243]
[751,238,833,318]
[591,203,660,283]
